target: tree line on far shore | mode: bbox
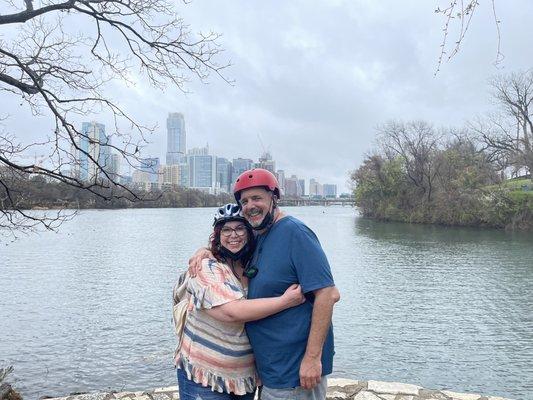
[2,174,233,210]
[351,70,533,231]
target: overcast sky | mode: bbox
[3,1,533,193]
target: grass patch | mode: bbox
[509,190,533,204]
[486,178,533,192]
[506,178,533,189]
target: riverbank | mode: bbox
[353,181,533,231]
[350,127,533,232]
[43,378,513,400]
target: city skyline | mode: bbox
[126,113,341,195]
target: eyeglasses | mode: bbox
[220,225,248,237]
[244,265,258,279]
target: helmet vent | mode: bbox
[213,203,244,226]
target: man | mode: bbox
[191,168,340,400]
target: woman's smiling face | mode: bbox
[219,220,248,253]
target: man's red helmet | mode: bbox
[233,168,280,202]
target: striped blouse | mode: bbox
[175,258,257,395]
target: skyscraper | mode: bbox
[323,184,337,198]
[74,121,109,182]
[255,151,276,173]
[284,175,299,197]
[188,145,209,156]
[139,157,160,183]
[298,179,306,196]
[309,178,324,197]
[276,170,286,195]
[216,157,232,193]
[160,163,189,188]
[187,146,216,191]
[109,153,121,179]
[132,157,160,190]
[231,158,254,185]
[166,113,186,165]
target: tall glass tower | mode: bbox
[166,113,186,165]
[74,121,109,182]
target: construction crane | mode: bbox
[257,133,271,160]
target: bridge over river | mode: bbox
[279,198,355,206]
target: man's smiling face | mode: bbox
[239,187,273,228]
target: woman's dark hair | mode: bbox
[209,220,255,266]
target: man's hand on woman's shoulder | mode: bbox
[187,247,213,277]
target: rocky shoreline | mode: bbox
[44,378,512,400]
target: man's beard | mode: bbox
[249,212,264,228]
[246,197,275,230]
[248,209,274,231]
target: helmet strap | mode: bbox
[219,243,250,261]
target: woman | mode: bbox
[174,203,304,400]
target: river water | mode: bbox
[1,207,532,399]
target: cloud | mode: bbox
[3,0,533,192]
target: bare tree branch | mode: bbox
[435,0,503,75]
[378,120,443,203]
[0,0,229,237]
[470,70,533,178]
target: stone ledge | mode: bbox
[42,378,514,400]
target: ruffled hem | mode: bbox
[176,355,257,395]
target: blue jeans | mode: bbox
[177,368,256,400]
[261,377,327,400]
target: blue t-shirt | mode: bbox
[245,216,335,388]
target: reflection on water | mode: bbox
[1,207,532,399]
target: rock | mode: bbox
[328,378,360,388]
[40,377,516,400]
[1,384,12,400]
[441,390,481,400]
[352,391,383,400]
[327,390,350,400]
[129,395,151,400]
[327,378,364,397]
[367,380,421,396]
[114,392,143,399]
[152,387,177,394]
[151,394,172,400]
[377,395,397,400]
[0,384,22,400]
[68,394,107,400]
[418,388,450,400]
